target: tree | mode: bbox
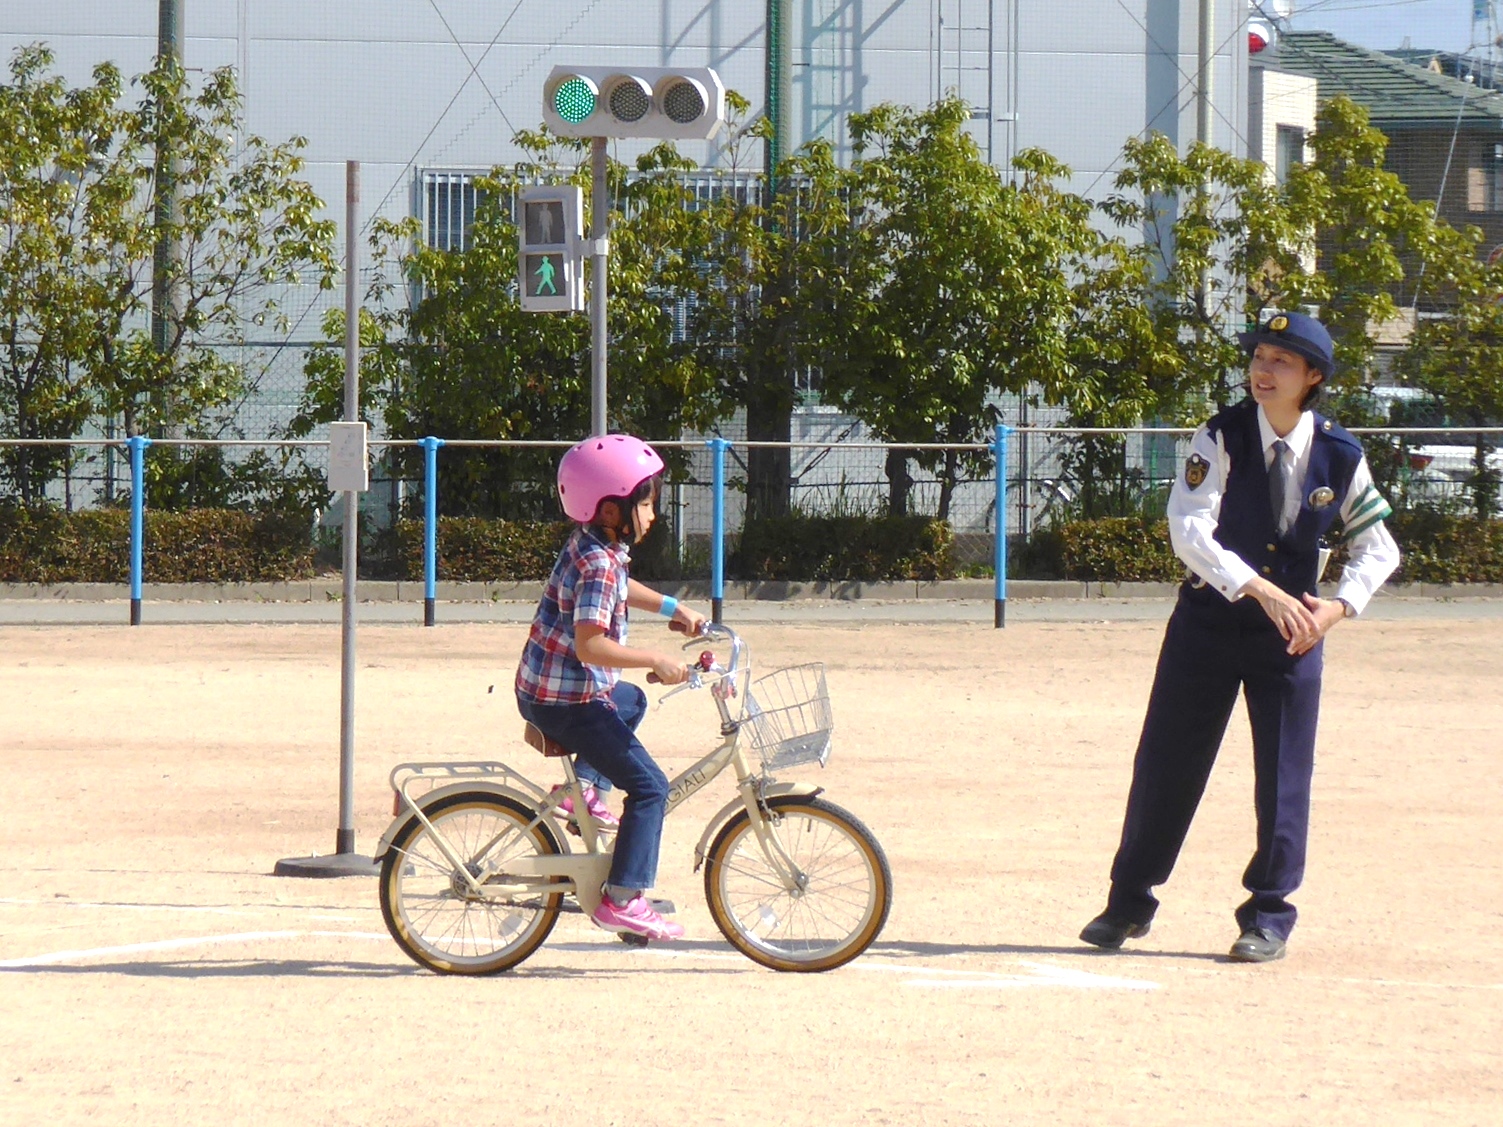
[0,44,338,509]
[1278,95,1479,384]
[682,93,821,521]
[0,46,130,505]
[805,99,1093,519]
[105,55,339,446]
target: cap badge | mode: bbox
[1185,453,1209,489]
[1269,314,1289,332]
[1309,486,1335,509]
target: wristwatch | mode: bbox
[1334,596,1355,618]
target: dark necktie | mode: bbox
[1269,439,1292,534]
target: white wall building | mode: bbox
[3,2,1255,543]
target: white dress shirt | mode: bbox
[1166,404,1400,614]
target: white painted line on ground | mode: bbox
[0,897,257,917]
[0,930,387,968]
[551,938,1161,990]
[8,930,1495,993]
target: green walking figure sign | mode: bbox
[534,254,558,295]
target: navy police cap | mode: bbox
[1237,311,1334,377]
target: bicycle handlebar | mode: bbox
[648,620,746,701]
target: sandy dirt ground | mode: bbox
[1,615,1500,1126]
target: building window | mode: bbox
[1469,143,1503,213]
[419,170,483,251]
[1274,125,1305,184]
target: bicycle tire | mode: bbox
[379,790,566,975]
[703,795,892,973]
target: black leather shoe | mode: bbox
[1228,926,1286,962]
[1079,912,1150,950]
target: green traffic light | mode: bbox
[554,77,596,125]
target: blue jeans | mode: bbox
[515,682,668,892]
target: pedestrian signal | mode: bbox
[518,185,584,313]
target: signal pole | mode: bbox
[591,136,609,436]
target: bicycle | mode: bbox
[372,622,893,974]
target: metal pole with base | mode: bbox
[127,434,151,626]
[709,437,728,624]
[275,161,378,878]
[994,424,1010,629]
[420,436,444,626]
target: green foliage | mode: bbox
[141,446,325,514]
[1019,511,1503,586]
[734,513,955,581]
[0,504,314,582]
[1387,510,1503,584]
[0,43,337,505]
[1280,97,1479,383]
[1025,518,1183,583]
[803,100,1102,518]
[0,45,129,503]
[391,516,569,581]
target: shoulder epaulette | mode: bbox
[1312,413,1364,456]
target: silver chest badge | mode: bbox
[1308,486,1335,510]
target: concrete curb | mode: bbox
[0,579,1496,603]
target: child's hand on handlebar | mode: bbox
[646,653,690,685]
[668,605,708,636]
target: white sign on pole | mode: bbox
[327,421,369,492]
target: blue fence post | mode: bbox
[994,424,1010,629]
[126,435,152,626]
[420,436,444,627]
[708,437,729,623]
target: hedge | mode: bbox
[1036,511,1503,585]
[2,507,1499,585]
[0,506,315,583]
[734,514,956,581]
[392,516,570,581]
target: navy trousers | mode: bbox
[1105,592,1324,940]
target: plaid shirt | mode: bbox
[515,528,631,704]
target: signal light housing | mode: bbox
[542,65,725,140]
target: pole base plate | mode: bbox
[273,852,380,878]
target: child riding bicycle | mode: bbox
[514,434,706,941]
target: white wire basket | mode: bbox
[743,663,833,772]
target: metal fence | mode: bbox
[5,425,1502,628]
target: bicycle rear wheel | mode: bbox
[380,790,565,975]
[703,796,891,972]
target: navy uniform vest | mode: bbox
[1199,399,1365,599]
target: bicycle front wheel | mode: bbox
[379,791,565,975]
[704,796,892,972]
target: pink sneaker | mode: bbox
[548,785,619,829]
[591,894,685,940]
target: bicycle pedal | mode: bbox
[562,820,616,838]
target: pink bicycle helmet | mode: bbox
[556,434,666,522]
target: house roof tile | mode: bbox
[1267,30,1503,129]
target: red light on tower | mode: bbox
[1249,20,1271,54]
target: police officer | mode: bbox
[1079,312,1400,962]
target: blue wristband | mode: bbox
[658,595,679,619]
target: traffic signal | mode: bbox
[518,185,584,313]
[542,65,726,140]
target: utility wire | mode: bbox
[363,0,530,235]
